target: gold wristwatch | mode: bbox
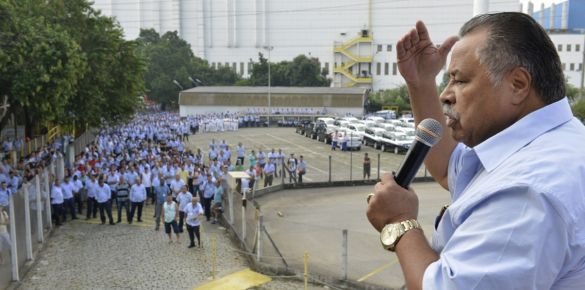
[380,219,421,252]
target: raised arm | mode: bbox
[396,21,459,189]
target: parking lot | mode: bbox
[186,127,430,185]
[186,127,447,289]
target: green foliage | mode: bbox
[137,29,241,109]
[0,0,145,136]
[367,85,411,113]
[246,53,330,87]
[572,98,585,121]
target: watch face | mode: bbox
[381,224,399,246]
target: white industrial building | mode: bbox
[92,0,583,90]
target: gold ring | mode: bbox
[367,193,374,204]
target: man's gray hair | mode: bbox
[459,12,565,104]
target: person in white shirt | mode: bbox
[176,186,192,233]
[95,177,114,225]
[61,176,78,221]
[141,166,153,204]
[161,194,180,243]
[85,174,98,219]
[51,178,65,226]
[185,196,204,248]
[72,175,84,215]
[129,177,147,223]
[169,174,184,199]
[0,206,9,265]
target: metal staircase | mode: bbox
[333,32,373,88]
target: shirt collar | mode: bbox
[474,98,573,173]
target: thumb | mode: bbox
[439,36,459,57]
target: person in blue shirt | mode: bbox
[201,173,217,222]
[366,12,585,290]
[153,173,170,231]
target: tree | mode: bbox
[367,85,411,113]
[246,53,331,87]
[0,0,85,137]
[137,29,240,109]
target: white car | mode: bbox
[363,127,386,149]
[346,124,367,139]
[334,129,362,150]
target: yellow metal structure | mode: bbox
[193,268,271,290]
[333,34,373,87]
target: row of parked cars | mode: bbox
[295,116,416,154]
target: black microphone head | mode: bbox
[416,118,443,147]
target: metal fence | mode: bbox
[0,156,64,289]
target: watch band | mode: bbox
[388,219,421,252]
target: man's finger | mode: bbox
[396,39,406,57]
[415,20,431,42]
[380,172,394,184]
[439,35,459,57]
[410,28,420,45]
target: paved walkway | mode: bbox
[17,202,324,290]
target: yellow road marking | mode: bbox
[357,259,399,282]
[193,268,271,290]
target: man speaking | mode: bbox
[366,12,585,289]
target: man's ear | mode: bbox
[508,67,531,105]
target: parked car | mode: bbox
[305,122,318,139]
[346,124,367,139]
[296,120,311,134]
[363,127,386,149]
[390,132,415,154]
[334,129,362,151]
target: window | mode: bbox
[248,62,253,74]
[392,63,397,75]
[570,63,575,71]
[577,44,581,52]
[324,62,329,74]
[211,62,215,69]
[376,63,381,75]
[562,63,566,70]
[377,44,383,52]
[558,44,562,51]
[387,45,392,52]
[579,63,583,71]
[232,62,237,72]
[384,63,389,75]
[225,62,229,68]
[567,44,572,52]
[240,62,244,75]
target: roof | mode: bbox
[181,86,366,95]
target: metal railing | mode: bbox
[0,156,64,289]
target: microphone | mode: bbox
[395,118,443,188]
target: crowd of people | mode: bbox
[35,111,308,249]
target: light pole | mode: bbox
[263,46,273,126]
[172,80,184,90]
